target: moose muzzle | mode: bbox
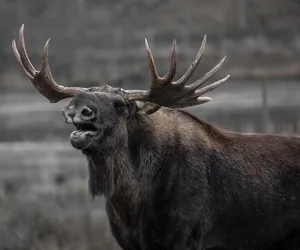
[61,106,95,124]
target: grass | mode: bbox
[0,191,120,250]
[0,157,120,250]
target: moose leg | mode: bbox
[106,203,141,250]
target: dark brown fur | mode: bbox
[63,92,300,250]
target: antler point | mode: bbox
[45,38,51,47]
[19,24,24,36]
[197,96,211,101]
[172,39,177,51]
[196,96,212,104]
[202,35,207,46]
[144,38,151,53]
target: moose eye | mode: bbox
[114,100,127,114]
[114,99,126,108]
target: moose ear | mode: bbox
[135,101,161,115]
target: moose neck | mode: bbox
[81,108,222,200]
[81,113,157,199]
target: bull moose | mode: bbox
[12,24,300,250]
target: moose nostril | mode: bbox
[81,107,93,118]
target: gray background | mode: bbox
[1,0,300,249]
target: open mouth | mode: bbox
[71,122,98,137]
[69,122,100,150]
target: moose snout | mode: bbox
[61,106,95,124]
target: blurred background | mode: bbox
[1,0,300,249]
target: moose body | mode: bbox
[81,105,300,250]
[12,25,300,249]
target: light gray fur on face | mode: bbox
[135,101,161,115]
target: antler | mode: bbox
[12,24,229,110]
[122,36,230,108]
[12,24,87,103]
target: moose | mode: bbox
[12,24,300,250]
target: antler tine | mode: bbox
[161,39,177,83]
[195,74,230,96]
[173,35,206,86]
[145,38,177,85]
[12,24,36,79]
[12,40,34,80]
[122,36,230,111]
[41,38,51,73]
[12,24,87,103]
[39,38,61,92]
[17,24,37,76]
[145,38,159,84]
[186,56,227,92]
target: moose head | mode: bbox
[12,24,229,153]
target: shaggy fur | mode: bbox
[63,91,300,250]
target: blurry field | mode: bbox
[0,141,121,250]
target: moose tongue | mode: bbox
[72,130,97,137]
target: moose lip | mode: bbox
[69,122,101,150]
[71,122,99,137]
